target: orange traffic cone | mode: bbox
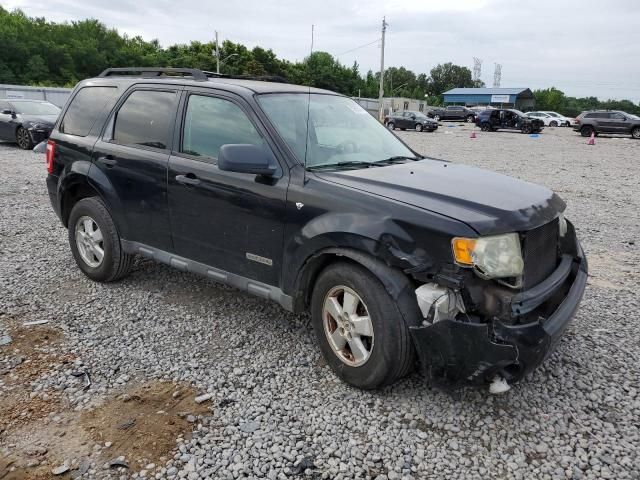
[470,130,477,139]
[587,132,595,145]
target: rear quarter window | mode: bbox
[60,86,119,136]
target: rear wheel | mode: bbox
[433,114,441,122]
[550,120,558,127]
[311,262,414,389]
[16,127,33,150]
[631,127,640,139]
[580,126,594,137]
[466,115,475,123]
[68,197,134,282]
[387,122,395,130]
[480,122,492,132]
[415,123,423,132]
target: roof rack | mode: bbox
[97,67,289,84]
[98,67,209,81]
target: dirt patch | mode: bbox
[81,382,210,470]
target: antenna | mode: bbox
[493,63,502,87]
[473,57,482,82]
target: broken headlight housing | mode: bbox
[452,233,524,279]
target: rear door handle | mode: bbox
[175,174,201,186]
[97,156,117,167]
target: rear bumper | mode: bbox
[409,240,588,388]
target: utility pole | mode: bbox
[215,31,220,74]
[493,63,502,88]
[377,17,387,122]
[310,24,314,55]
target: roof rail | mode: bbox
[98,67,209,81]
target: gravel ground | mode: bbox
[1,124,639,480]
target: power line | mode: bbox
[335,38,381,57]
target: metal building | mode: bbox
[443,88,535,110]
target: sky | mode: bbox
[4,0,640,102]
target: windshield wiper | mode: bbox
[306,160,382,171]
[373,155,421,164]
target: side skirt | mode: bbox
[121,240,294,312]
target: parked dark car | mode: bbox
[45,68,587,391]
[574,110,640,138]
[427,105,476,123]
[476,109,544,134]
[384,110,438,132]
[0,99,60,149]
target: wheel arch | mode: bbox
[291,247,423,328]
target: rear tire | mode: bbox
[581,126,594,137]
[433,114,441,122]
[68,197,134,283]
[16,127,33,150]
[415,123,423,132]
[466,115,475,123]
[311,262,415,389]
[480,122,492,132]
[631,127,640,139]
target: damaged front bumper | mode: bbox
[410,242,588,388]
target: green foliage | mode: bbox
[534,88,640,117]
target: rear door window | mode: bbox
[181,94,264,160]
[60,86,118,136]
[112,90,177,150]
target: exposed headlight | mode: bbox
[452,233,524,278]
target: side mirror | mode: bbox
[218,144,277,176]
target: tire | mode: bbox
[580,126,594,137]
[480,122,492,132]
[549,121,558,127]
[387,122,395,130]
[311,262,415,389]
[433,115,441,122]
[466,115,475,123]
[415,123,423,132]
[631,127,640,139]
[16,126,33,150]
[68,197,134,282]
[521,124,532,134]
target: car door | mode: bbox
[167,89,288,286]
[607,112,628,133]
[90,86,180,252]
[0,100,17,141]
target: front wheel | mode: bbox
[16,127,33,150]
[415,123,423,132]
[631,127,640,139]
[521,124,533,134]
[550,121,558,127]
[387,122,395,130]
[433,114,441,122]
[480,122,492,132]
[466,115,475,123]
[311,263,414,389]
[68,197,134,282]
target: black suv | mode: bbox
[46,68,587,391]
[476,109,544,134]
[384,110,438,132]
[574,110,640,138]
[427,106,476,123]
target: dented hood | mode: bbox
[315,159,565,235]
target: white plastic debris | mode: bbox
[194,393,213,404]
[0,334,11,346]
[23,320,49,326]
[489,376,511,395]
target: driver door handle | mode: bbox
[175,173,201,186]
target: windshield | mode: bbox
[257,93,416,168]
[11,101,61,115]
[510,109,525,117]
[411,112,428,119]
[627,113,640,120]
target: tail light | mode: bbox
[45,139,55,174]
[574,118,580,125]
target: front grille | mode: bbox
[522,219,559,288]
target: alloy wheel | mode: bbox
[323,286,374,367]
[75,215,105,267]
[16,128,31,149]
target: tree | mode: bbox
[533,87,566,112]
[426,63,477,96]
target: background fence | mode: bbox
[0,84,72,107]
